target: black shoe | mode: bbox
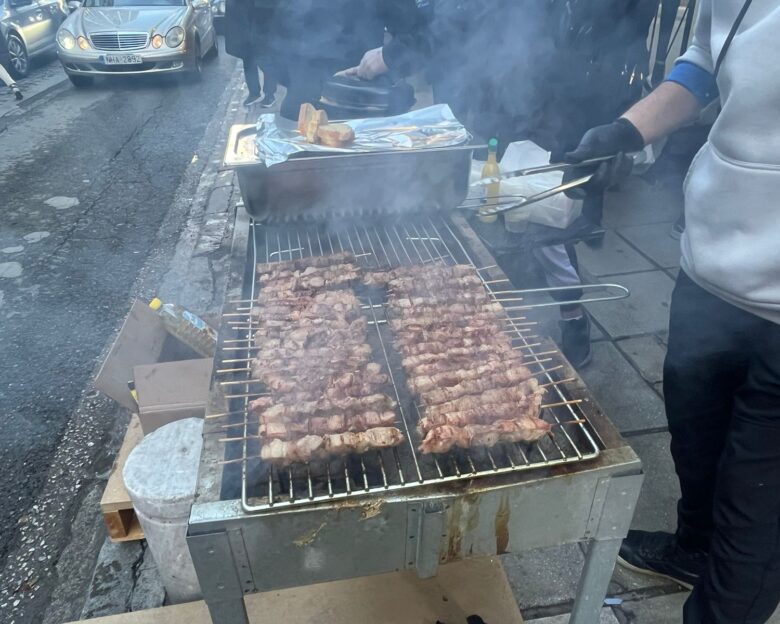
[259,93,276,108]
[617,530,707,590]
[670,215,685,240]
[11,84,23,101]
[560,315,591,368]
[243,93,262,107]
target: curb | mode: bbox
[0,73,69,124]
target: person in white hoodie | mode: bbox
[565,0,780,621]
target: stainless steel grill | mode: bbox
[89,32,149,51]
[211,215,602,514]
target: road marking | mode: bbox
[45,196,80,210]
[0,262,22,278]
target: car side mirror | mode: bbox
[67,0,82,9]
[192,0,208,7]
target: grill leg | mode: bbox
[569,537,622,624]
[205,597,250,624]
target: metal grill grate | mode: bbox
[211,216,601,513]
[90,32,149,51]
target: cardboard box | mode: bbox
[133,358,212,435]
[95,300,213,434]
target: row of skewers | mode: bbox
[247,254,404,465]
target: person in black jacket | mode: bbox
[340,0,656,368]
[224,0,278,108]
[0,33,23,101]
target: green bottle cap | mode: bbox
[488,138,498,151]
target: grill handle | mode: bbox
[489,282,631,310]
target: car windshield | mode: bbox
[83,0,186,6]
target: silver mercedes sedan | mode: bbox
[56,0,217,86]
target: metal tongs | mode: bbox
[464,155,616,216]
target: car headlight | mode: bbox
[57,29,76,50]
[77,35,89,50]
[151,34,163,49]
[165,26,184,48]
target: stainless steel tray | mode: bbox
[223,124,481,222]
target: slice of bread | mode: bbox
[317,123,356,148]
[304,109,329,143]
[297,103,316,136]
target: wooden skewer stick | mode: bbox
[530,364,564,378]
[224,391,270,399]
[217,367,252,374]
[205,410,248,420]
[219,435,260,443]
[524,349,559,358]
[542,399,583,409]
[526,357,554,367]
[218,455,260,465]
[539,377,575,389]
[220,379,263,387]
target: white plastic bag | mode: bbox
[499,141,583,230]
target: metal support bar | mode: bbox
[189,532,250,624]
[415,501,446,579]
[570,537,623,624]
[570,473,644,623]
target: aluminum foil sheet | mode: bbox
[255,104,471,167]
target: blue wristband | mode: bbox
[665,61,719,106]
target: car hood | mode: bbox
[67,7,187,36]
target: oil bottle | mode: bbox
[479,138,500,223]
[149,297,217,357]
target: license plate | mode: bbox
[104,54,142,65]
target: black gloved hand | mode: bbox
[562,118,644,198]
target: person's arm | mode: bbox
[621,80,704,146]
[336,0,428,80]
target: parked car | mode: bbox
[209,0,222,33]
[1,0,69,77]
[56,0,217,87]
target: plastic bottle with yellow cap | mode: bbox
[149,297,217,357]
[479,138,500,223]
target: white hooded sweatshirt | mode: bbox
[678,0,780,323]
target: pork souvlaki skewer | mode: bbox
[423,379,544,418]
[408,362,532,394]
[256,251,354,276]
[418,417,552,454]
[250,393,396,421]
[260,427,404,466]
[417,400,543,433]
[419,369,534,406]
[259,410,398,440]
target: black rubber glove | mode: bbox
[562,118,645,198]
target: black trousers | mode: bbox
[242,55,278,98]
[664,271,780,623]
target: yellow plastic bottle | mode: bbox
[149,297,217,358]
[479,138,500,223]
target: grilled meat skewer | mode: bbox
[256,252,354,276]
[260,427,404,465]
[259,410,397,439]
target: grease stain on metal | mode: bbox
[495,495,511,555]
[360,499,384,520]
[446,501,463,561]
[293,522,327,547]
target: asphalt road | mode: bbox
[0,43,236,572]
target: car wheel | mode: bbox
[7,34,29,79]
[188,40,203,81]
[69,74,94,88]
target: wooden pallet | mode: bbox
[101,414,145,542]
